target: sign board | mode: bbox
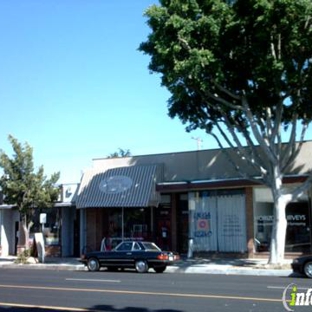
[40,213,47,224]
[34,232,45,263]
[99,176,133,194]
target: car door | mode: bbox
[130,242,144,264]
[112,241,134,268]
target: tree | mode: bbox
[0,135,60,252]
[139,0,312,264]
[107,148,131,158]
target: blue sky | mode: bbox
[0,1,209,183]
[0,1,311,185]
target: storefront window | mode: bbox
[189,190,247,253]
[30,208,61,246]
[253,187,311,253]
[107,208,151,240]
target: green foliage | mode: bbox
[14,248,31,264]
[140,0,312,264]
[140,0,312,132]
[0,135,60,219]
[107,148,131,158]
[140,0,312,265]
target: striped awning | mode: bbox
[76,164,162,208]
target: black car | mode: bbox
[291,255,312,278]
[80,240,179,273]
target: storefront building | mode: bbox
[0,204,19,256]
[0,183,79,257]
[28,183,80,257]
[77,164,162,252]
[77,142,312,258]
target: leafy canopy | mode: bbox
[140,0,312,134]
[140,1,312,265]
[107,148,131,158]
[0,135,60,216]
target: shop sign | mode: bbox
[256,214,307,226]
[221,214,244,237]
[194,212,212,237]
[99,176,133,194]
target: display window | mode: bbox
[253,187,311,253]
[189,190,247,253]
[106,208,152,241]
[30,207,61,246]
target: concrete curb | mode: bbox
[0,259,294,277]
[166,265,292,276]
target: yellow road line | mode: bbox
[0,284,282,303]
[0,301,90,311]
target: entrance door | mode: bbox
[177,194,189,254]
[73,210,80,257]
[155,204,171,250]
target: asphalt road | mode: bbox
[0,268,309,312]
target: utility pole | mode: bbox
[192,137,203,150]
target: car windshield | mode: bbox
[142,242,161,251]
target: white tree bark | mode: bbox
[269,193,290,264]
[205,91,312,265]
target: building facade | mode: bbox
[77,143,312,259]
[0,183,79,257]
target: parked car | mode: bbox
[80,240,180,273]
[291,255,312,278]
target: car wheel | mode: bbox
[135,260,148,273]
[304,261,312,278]
[87,258,100,272]
[154,266,166,273]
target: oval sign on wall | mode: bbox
[99,176,133,194]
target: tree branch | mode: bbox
[242,95,278,165]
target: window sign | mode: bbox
[217,194,246,252]
[99,176,133,194]
[194,212,212,238]
[189,191,246,253]
[40,213,47,224]
[189,193,218,252]
[253,187,311,253]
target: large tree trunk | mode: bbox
[269,194,289,264]
[17,214,30,255]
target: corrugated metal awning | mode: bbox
[76,164,162,208]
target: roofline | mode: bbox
[0,202,75,209]
[92,140,312,162]
[156,175,309,192]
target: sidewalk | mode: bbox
[0,256,294,277]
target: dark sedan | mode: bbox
[80,240,180,273]
[291,255,312,278]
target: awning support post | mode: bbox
[122,207,124,241]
